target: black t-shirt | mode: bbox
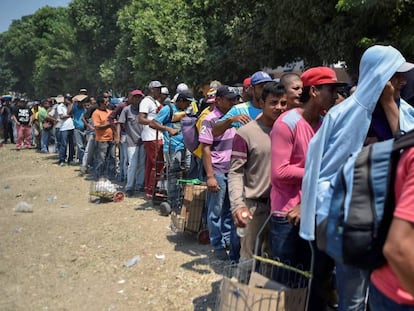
[83,104,98,120]
[13,107,32,125]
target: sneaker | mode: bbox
[59,162,67,167]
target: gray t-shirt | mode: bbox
[118,105,143,147]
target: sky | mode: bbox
[0,0,72,33]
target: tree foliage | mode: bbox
[1,0,414,97]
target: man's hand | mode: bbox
[287,204,301,226]
[231,114,251,125]
[233,207,252,228]
[167,128,179,136]
[206,176,220,193]
[379,81,396,108]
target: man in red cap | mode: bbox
[241,77,253,103]
[270,66,346,310]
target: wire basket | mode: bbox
[216,256,311,311]
[89,178,124,202]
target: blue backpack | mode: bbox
[321,130,414,270]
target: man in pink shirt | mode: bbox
[369,148,414,310]
[270,67,346,310]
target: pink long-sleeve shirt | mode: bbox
[270,108,321,214]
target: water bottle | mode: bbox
[236,211,251,237]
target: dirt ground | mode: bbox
[0,144,225,311]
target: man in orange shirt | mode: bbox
[92,96,115,179]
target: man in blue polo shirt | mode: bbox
[212,71,272,136]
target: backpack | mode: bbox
[320,129,414,270]
[180,114,199,152]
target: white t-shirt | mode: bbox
[57,103,74,131]
[139,96,162,141]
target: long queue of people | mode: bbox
[2,44,414,311]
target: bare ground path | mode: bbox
[0,144,224,311]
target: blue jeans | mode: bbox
[229,222,240,262]
[95,141,116,179]
[125,144,146,191]
[118,134,128,182]
[335,261,369,311]
[164,149,187,209]
[81,133,96,172]
[54,127,62,153]
[73,128,86,162]
[270,216,311,267]
[59,129,74,163]
[206,173,232,250]
[41,128,51,152]
[369,283,414,311]
[269,216,311,286]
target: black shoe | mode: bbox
[125,190,134,197]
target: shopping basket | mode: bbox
[89,178,124,203]
[216,212,312,311]
[170,180,209,244]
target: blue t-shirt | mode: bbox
[72,103,85,130]
[219,101,262,129]
[154,104,185,153]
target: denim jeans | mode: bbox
[125,144,146,191]
[81,133,96,172]
[73,128,86,162]
[206,173,232,250]
[41,128,52,152]
[270,216,311,268]
[229,223,240,263]
[269,216,311,286]
[54,127,61,154]
[335,261,369,311]
[95,141,116,179]
[369,283,414,311]
[164,149,187,209]
[59,129,74,163]
[118,134,128,182]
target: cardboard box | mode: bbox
[217,275,307,311]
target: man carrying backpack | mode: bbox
[300,45,414,311]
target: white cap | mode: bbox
[176,83,189,93]
[397,62,414,73]
[161,87,169,95]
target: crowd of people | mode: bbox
[2,44,414,311]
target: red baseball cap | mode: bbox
[243,77,252,88]
[301,67,347,87]
[131,89,144,97]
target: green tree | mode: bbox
[117,0,207,90]
[68,0,129,94]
